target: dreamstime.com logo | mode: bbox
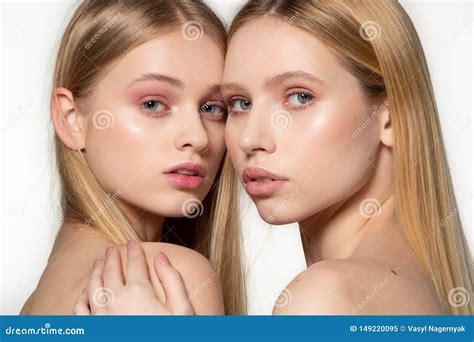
[359,198,382,218]
[84,189,122,226]
[178,277,212,312]
[274,288,293,308]
[181,21,203,41]
[4,323,85,336]
[448,287,471,308]
[181,198,204,219]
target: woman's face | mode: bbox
[223,17,383,224]
[80,31,226,218]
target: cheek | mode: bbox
[204,122,226,176]
[206,121,225,151]
[84,112,160,192]
[290,100,378,202]
[224,121,243,167]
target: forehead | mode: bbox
[223,16,343,86]
[104,31,225,88]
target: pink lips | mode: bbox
[242,167,288,197]
[164,162,206,189]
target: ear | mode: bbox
[379,100,393,147]
[51,87,87,150]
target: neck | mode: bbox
[115,199,165,242]
[299,147,396,265]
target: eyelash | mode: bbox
[139,97,227,121]
[140,97,169,117]
[227,90,316,117]
[198,102,227,121]
[227,97,251,117]
[284,89,316,111]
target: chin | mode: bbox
[254,201,300,225]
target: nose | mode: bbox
[237,103,276,156]
[174,106,209,154]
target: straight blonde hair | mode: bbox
[229,0,472,315]
[52,0,245,315]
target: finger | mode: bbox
[87,258,107,315]
[154,252,193,315]
[73,288,91,315]
[126,240,150,285]
[103,246,125,289]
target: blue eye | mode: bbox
[200,104,223,114]
[142,100,165,112]
[199,104,226,120]
[230,99,252,113]
[287,92,314,107]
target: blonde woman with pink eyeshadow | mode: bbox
[79,0,472,316]
[20,0,246,316]
[222,0,472,315]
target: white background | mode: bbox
[1,0,472,314]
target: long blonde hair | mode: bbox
[229,0,472,315]
[52,0,245,315]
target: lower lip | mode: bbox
[164,173,205,189]
[245,180,287,197]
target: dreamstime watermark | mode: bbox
[448,287,470,307]
[271,109,292,130]
[3,201,24,219]
[352,100,389,139]
[4,22,23,41]
[359,198,382,218]
[261,12,301,49]
[3,100,31,134]
[174,114,199,139]
[449,111,469,130]
[273,288,293,308]
[4,322,85,336]
[352,278,389,314]
[84,14,120,50]
[84,189,122,226]
[92,109,115,130]
[181,21,203,41]
[92,287,114,308]
[440,206,459,228]
[359,21,381,41]
[177,277,212,312]
[266,189,300,222]
[181,198,204,219]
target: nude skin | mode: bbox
[21,31,227,315]
[73,17,443,315]
[222,17,442,314]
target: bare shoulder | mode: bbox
[117,242,224,315]
[22,223,223,315]
[21,223,114,315]
[272,258,442,315]
[272,259,358,315]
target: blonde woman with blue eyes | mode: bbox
[76,0,472,316]
[20,0,245,316]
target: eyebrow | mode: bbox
[264,71,324,88]
[126,72,184,89]
[207,84,222,98]
[220,70,324,94]
[127,73,222,98]
[220,83,246,93]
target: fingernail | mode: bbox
[127,240,135,250]
[156,252,171,265]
